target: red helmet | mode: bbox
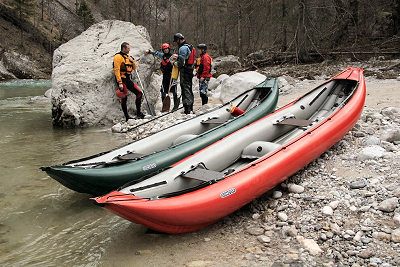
[161,43,170,50]
[115,84,128,98]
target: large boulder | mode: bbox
[218,71,266,103]
[212,55,241,76]
[51,20,157,127]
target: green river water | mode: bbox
[0,80,148,266]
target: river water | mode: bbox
[0,80,146,266]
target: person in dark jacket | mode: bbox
[146,43,179,111]
[196,43,213,105]
[173,33,195,114]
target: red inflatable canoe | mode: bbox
[95,67,366,234]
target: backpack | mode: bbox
[184,44,196,66]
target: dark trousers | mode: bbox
[179,68,194,113]
[161,75,178,106]
[199,78,209,105]
[121,76,142,120]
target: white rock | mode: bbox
[329,200,340,209]
[353,231,364,242]
[216,74,229,83]
[381,107,400,120]
[272,190,283,199]
[207,77,220,91]
[218,71,266,103]
[277,212,288,222]
[381,129,400,143]
[288,183,305,194]
[148,73,162,103]
[296,236,323,255]
[51,20,155,127]
[257,235,271,243]
[365,111,383,122]
[361,136,381,146]
[127,119,137,126]
[322,206,334,216]
[357,145,386,161]
[277,76,296,95]
[394,213,400,226]
[378,197,398,212]
[111,123,122,133]
[391,228,400,243]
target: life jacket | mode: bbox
[113,52,135,79]
[182,44,196,67]
[160,53,173,74]
[197,52,213,78]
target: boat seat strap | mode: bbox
[182,168,224,182]
[201,117,228,124]
[117,152,145,161]
[275,118,311,127]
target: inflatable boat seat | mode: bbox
[242,141,281,159]
[172,134,198,146]
[201,116,228,125]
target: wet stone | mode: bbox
[288,184,305,194]
[277,212,288,222]
[322,206,334,216]
[257,235,271,243]
[349,179,368,189]
[378,197,398,212]
[391,228,400,243]
[272,191,283,199]
[358,248,375,259]
[246,226,265,236]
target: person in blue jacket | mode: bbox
[173,33,196,114]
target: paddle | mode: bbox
[135,69,156,116]
[161,84,171,112]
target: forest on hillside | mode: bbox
[1,0,399,65]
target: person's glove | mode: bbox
[118,83,124,91]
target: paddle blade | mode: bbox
[161,95,171,112]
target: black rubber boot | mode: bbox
[184,105,190,114]
[200,93,208,105]
[136,108,145,119]
[121,97,133,121]
[172,93,180,111]
[136,112,145,119]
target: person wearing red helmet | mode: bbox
[196,43,213,105]
[146,43,179,111]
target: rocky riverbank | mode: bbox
[230,102,400,267]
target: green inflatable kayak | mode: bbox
[41,78,279,195]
